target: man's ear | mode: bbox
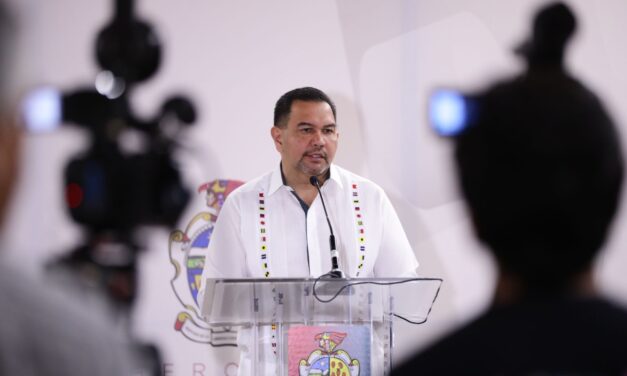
[271,126,283,152]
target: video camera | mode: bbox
[22,0,193,235]
[428,2,576,138]
[20,0,195,308]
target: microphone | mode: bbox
[310,175,344,278]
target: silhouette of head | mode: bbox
[516,2,577,68]
[455,2,623,291]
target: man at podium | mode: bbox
[198,86,419,375]
[199,87,418,284]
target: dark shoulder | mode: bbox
[392,309,500,375]
[393,297,627,375]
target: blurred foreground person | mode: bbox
[395,2,627,375]
[0,3,136,375]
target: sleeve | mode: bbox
[373,190,419,277]
[197,194,249,308]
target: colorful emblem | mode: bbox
[288,325,369,376]
[168,179,243,343]
[299,332,360,376]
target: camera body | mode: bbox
[23,0,194,235]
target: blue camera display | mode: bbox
[429,89,469,137]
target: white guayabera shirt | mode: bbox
[200,164,418,284]
[199,164,419,375]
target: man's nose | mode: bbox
[311,130,325,146]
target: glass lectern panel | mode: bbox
[201,278,441,376]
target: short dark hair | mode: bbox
[455,73,623,290]
[273,87,336,128]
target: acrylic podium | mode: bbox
[201,277,442,376]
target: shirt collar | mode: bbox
[327,164,343,190]
[268,164,285,196]
[267,163,343,196]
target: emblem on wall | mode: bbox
[168,179,243,344]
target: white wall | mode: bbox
[2,1,627,375]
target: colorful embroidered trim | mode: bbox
[352,183,367,277]
[271,288,278,357]
[259,192,270,278]
[259,197,276,358]
[271,323,277,355]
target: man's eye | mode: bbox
[323,128,335,134]
[300,128,313,133]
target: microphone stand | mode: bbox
[310,175,344,279]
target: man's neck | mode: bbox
[492,268,596,306]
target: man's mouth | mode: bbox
[304,151,327,161]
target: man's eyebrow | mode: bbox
[296,122,337,128]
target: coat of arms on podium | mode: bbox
[288,325,370,376]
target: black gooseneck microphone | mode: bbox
[310,175,344,278]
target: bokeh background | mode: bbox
[1,1,626,374]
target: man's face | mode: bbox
[272,100,338,181]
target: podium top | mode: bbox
[201,277,442,327]
[206,277,440,283]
